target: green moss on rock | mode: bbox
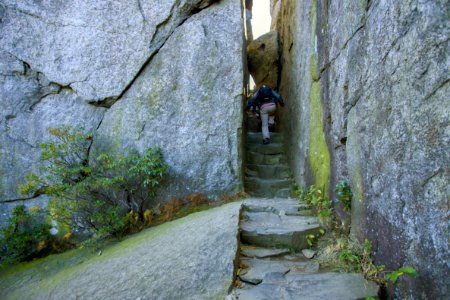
[308,81,331,197]
[307,0,330,196]
[349,163,366,240]
[0,203,241,299]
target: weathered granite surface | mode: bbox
[93,0,245,201]
[0,0,218,100]
[275,0,449,298]
[0,202,242,299]
[0,46,105,204]
[0,0,245,214]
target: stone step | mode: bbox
[241,246,291,259]
[244,178,293,198]
[246,132,284,144]
[238,257,320,285]
[246,151,287,165]
[242,198,308,216]
[275,188,293,199]
[241,211,321,251]
[245,164,290,180]
[233,272,379,300]
[245,189,292,198]
[245,114,261,132]
[245,143,284,155]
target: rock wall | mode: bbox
[275,0,449,298]
[0,0,246,225]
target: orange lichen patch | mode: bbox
[162,199,183,221]
[186,193,209,207]
[233,279,244,288]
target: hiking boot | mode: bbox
[268,123,276,132]
[263,138,270,145]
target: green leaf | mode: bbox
[398,266,418,277]
[387,271,400,283]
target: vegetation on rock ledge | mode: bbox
[14,127,167,254]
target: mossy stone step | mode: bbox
[245,164,291,180]
[240,245,291,259]
[238,257,320,285]
[244,178,293,196]
[241,211,321,251]
[275,188,293,198]
[246,151,287,165]
[245,143,284,155]
[242,199,308,216]
[234,272,379,300]
[246,132,284,144]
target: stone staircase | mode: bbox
[245,132,294,198]
[233,125,378,299]
[229,199,380,299]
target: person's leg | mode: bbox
[268,115,275,125]
[268,115,276,132]
[261,105,277,142]
[260,107,270,140]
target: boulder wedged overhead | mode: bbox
[247,31,279,89]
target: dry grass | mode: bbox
[161,199,183,221]
[316,234,386,285]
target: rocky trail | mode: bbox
[229,128,379,299]
[229,198,379,299]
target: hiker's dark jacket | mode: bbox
[246,86,285,112]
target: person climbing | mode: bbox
[246,85,285,144]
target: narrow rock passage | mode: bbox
[231,124,378,299]
[244,131,293,198]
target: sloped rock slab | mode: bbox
[239,258,319,285]
[0,203,242,300]
[234,272,379,300]
[241,212,321,250]
[241,245,291,258]
[243,198,308,216]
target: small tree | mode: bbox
[0,205,51,264]
[20,127,168,238]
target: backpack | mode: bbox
[258,86,273,104]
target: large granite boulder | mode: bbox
[0,0,218,101]
[247,31,279,89]
[93,0,245,201]
[0,0,245,216]
[0,48,105,219]
[275,0,449,298]
[0,202,243,299]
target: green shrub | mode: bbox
[20,126,168,239]
[0,205,51,264]
[294,185,333,225]
[335,180,352,211]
